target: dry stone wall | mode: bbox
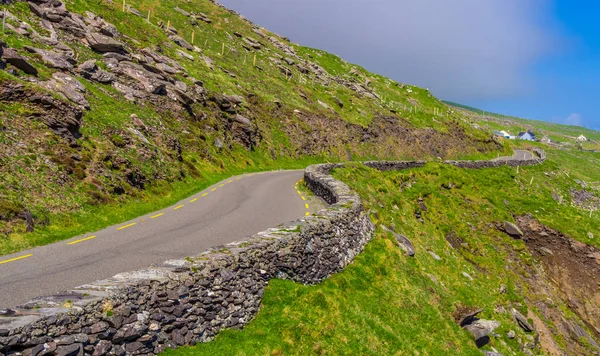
[0,164,374,356]
[0,151,546,356]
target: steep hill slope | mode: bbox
[0,0,503,254]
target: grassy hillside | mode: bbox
[445,101,600,146]
[0,0,506,255]
[168,144,600,355]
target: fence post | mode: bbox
[2,8,6,33]
[253,54,256,66]
[122,0,125,12]
[147,11,150,22]
[191,31,195,44]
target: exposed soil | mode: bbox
[515,215,600,355]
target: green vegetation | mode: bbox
[445,100,600,145]
[0,0,501,254]
[167,144,600,355]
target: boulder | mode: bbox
[86,32,125,53]
[511,308,534,332]
[116,61,168,95]
[463,319,500,347]
[169,35,194,51]
[52,72,86,93]
[283,57,295,65]
[24,46,74,70]
[44,79,90,109]
[2,48,38,75]
[381,225,415,256]
[503,221,523,238]
[233,114,251,126]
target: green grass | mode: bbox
[166,146,600,355]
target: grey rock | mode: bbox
[55,343,82,356]
[169,35,194,51]
[283,57,295,65]
[214,137,223,149]
[24,46,74,70]
[511,308,534,332]
[92,340,111,356]
[463,319,500,347]
[2,48,38,75]
[174,7,190,17]
[538,247,553,256]
[86,32,125,53]
[507,330,515,339]
[381,225,415,256]
[503,221,523,238]
[52,72,86,93]
[462,272,474,281]
[428,250,441,261]
[233,114,251,126]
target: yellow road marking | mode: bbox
[305,203,309,209]
[236,177,242,180]
[228,180,233,183]
[151,213,164,219]
[68,236,96,245]
[202,193,209,197]
[305,212,310,216]
[301,196,306,201]
[174,205,184,210]
[220,184,225,187]
[190,198,198,203]
[212,188,217,192]
[117,223,137,230]
[0,254,33,265]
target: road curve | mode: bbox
[492,149,535,161]
[0,170,310,308]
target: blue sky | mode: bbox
[477,1,600,129]
[219,0,599,130]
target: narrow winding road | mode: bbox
[0,150,537,308]
[0,170,312,308]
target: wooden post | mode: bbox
[166,20,170,32]
[243,53,247,64]
[191,31,195,44]
[530,176,534,186]
[2,8,6,33]
[253,54,256,66]
[122,0,126,12]
[147,11,150,22]
[221,42,224,56]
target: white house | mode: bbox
[577,135,588,142]
[518,131,536,141]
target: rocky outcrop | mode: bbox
[1,48,38,75]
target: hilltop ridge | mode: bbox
[0,0,503,252]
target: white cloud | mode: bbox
[219,0,560,101]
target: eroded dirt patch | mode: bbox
[516,215,600,354]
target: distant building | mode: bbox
[518,131,536,141]
[493,130,515,139]
[577,135,588,142]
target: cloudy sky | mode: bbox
[219,0,600,129]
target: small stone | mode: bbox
[507,330,516,339]
[428,250,441,261]
[462,272,474,281]
[588,232,594,239]
[503,221,523,238]
[538,247,553,256]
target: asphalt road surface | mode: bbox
[492,149,535,161]
[0,170,311,308]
